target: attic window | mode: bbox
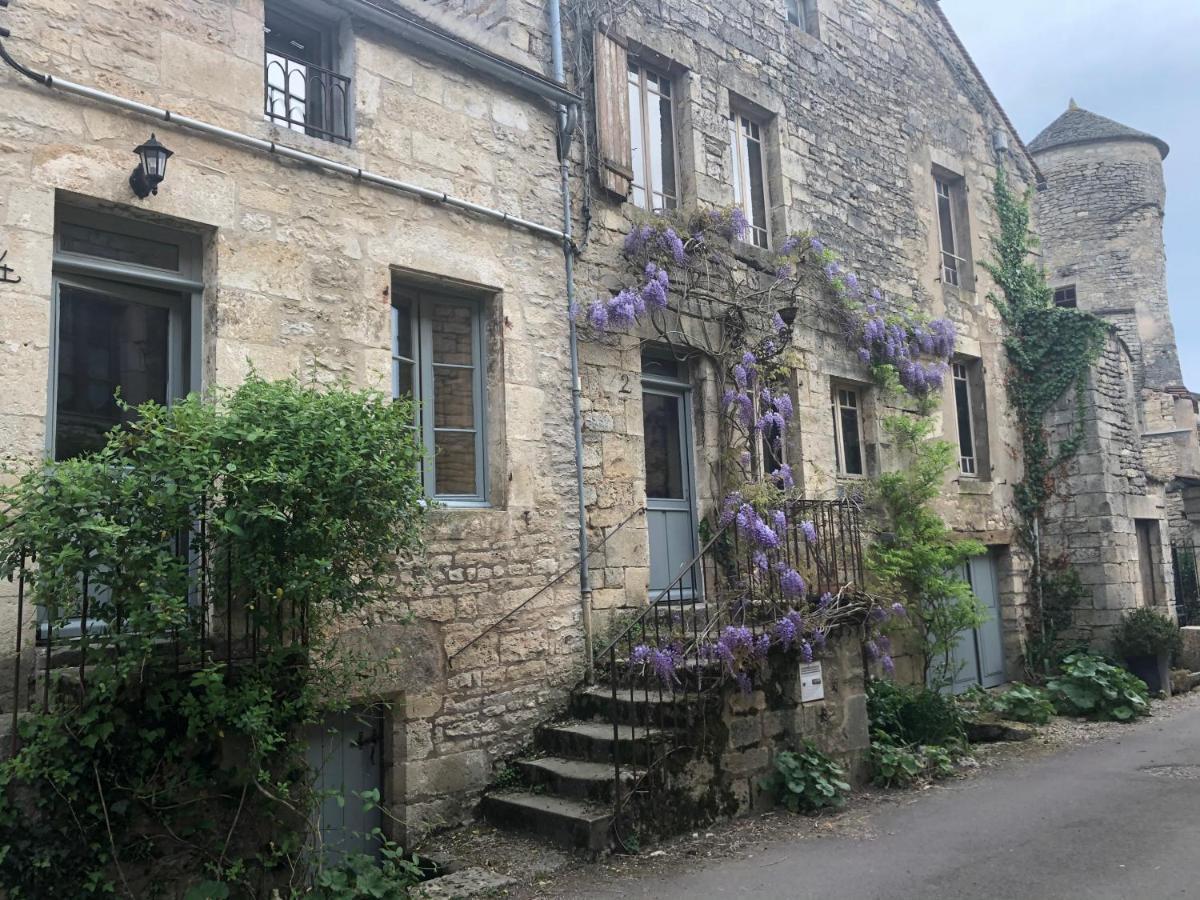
[1053,285,1078,309]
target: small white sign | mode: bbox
[800,662,825,703]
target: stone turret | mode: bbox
[1031,102,1200,628]
[1030,100,1179,391]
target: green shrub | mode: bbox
[1046,653,1150,722]
[762,743,851,813]
[1112,607,1182,663]
[869,733,958,788]
[867,679,965,746]
[989,684,1056,725]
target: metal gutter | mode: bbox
[0,29,568,244]
[340,0,582,109]
[547,0,594,679]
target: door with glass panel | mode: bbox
[642,369,699,599]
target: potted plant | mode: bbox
[1112,607,1182,696]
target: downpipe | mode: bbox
[548,0,594,680]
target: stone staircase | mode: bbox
[481,684,690,853]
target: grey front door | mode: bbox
[306,710,386,863]
[946,552,1006,693]
[642,380,699,599]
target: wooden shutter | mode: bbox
[593,29,633,199]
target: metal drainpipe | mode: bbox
[548,0,594,680]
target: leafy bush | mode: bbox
[987,685,1056,725]
[869,733,957,788]
[0,377,427,898]
[1046,653,1150,722]
[762,743,851,813]
[1112,607,1182,662]
[867,679,965,747]
[868,416,987,687]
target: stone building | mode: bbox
[1031,102,1200,636]
[0,0,1191,851]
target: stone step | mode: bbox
[570,684,709,727]
[536,720,674,765]
[518,755,641,803]
[481,791,613,853]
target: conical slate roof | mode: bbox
[1029,100,1169,159]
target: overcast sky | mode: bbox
[941,0,1199,389]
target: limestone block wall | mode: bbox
[1043,335,1175,642]
[561,0,1033,667]
[0,0,585,839]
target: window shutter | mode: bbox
[593,29,633,199]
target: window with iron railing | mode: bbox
[264,2,350,144]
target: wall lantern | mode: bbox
[129,133,174,199]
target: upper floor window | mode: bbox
[832,386,865,477]
[953,362,978,476]
[264,0,350,144]
[785,0,818,34]
[1053,285,1078,308]
[729,112,771,249]
[392,288,488,504]
[627,62,678,211]
[934,173,971,289]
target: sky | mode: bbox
[941,0,1200,389]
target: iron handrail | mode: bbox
[447,506,646,667]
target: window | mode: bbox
[832,387,865,477]
[264,0,350,143]
[627,62,677,211]
[392,289,488,503]
[1053,285,1078,308]
[51,209,201,461]
[785,0,818,34]
[729,112,771,248]
[935,174,969,288]
[953,362,979,475]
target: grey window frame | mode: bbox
[935,175,965,287]
[392,289,489,506]
[1053,285,1078,308]
[832,385,865,477]
[785,0,817,33]
[626,60,678,212]
[48,207,203,462]
[728,110,772,249]
[953,362,978,476]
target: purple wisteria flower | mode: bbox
[772,312,787,332]
[771,464,795,490]
[891,602,907,618]
[800,641,814,663]
[800,520,818,545]
[881,654,896,676]
[780,235,801,255]
[629,643,682,686]
[810,237,824,253]
[780,568,806,597]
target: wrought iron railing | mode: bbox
[3,503,309,755]
[264,49,351,143]
[594,498,864,847]
[1172,542,1199,627]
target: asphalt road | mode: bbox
[571,703,1200,899]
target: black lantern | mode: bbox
[129,133,174,199]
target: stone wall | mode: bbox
[650,628,869,833]
[1042,334,1175,642]
[562,0,1035,673]
[0,0,582,841]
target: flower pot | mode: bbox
[1125,653,1171,697]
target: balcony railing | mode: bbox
[264,49,351,144]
